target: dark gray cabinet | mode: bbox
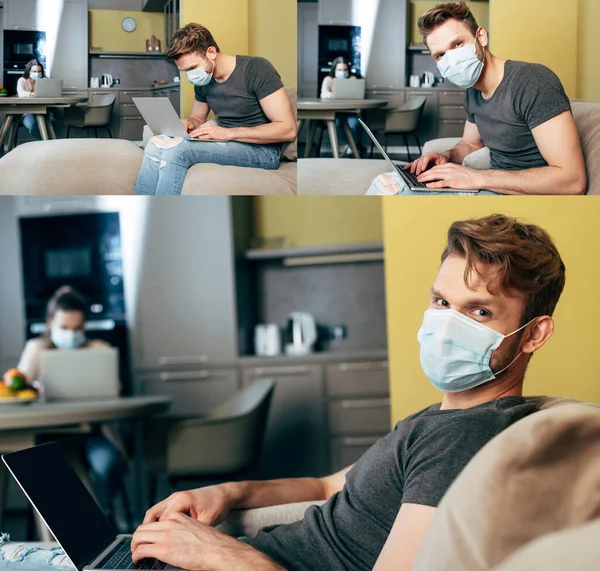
[242,364,328,479]
[134,198,238,369]
[4,0,38,30]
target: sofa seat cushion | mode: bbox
[0,139,143,195]
[412,401,600,571]
[298,158,391,195]
[572,101,600,195]
[182,160,297,195]
[491,518,600,571]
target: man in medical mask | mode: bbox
[134,23,297,196]
[404,2,587,195]
[129,214,564,571]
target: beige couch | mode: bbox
[0,88,298,196]
[298,100,600,195]
[220,397,600,570]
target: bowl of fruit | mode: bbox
[0,85,7,97]
[0,369,39,404]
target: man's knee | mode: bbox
[149,135,184,151]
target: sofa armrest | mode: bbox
[218,501,326,538]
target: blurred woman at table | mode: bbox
[320,56,364,156]
[16,59,55,139]
[17,286,130,528]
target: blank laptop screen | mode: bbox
[3,443,116,571]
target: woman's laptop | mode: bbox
[357,117,480,193]
[2,443,180,570]
[332,78,366,100]
[34,79,63,98]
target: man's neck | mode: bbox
[473,52,506,100]
[440,368,525,410]
[213,53,237,82]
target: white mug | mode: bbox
[409,75,421,88]
[90,77,100,88]
[255,324,281,357]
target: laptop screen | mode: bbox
[3,443,117,571]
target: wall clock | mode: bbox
[122,17,137,33]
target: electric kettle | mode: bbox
[101,74,113,88]
[285,312,317,356]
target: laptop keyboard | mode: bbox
[97,538,166,570]
[399,167,428,190]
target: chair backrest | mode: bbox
[385,96,426,133]
[85,94,116,126]
[166,379,275,476]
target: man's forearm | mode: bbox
[479,165,586,195]
[225,122,296,145]
[221,477,329,510]
[445,141,481,165]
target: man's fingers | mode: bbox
[426,180,448,189]
[143,502,167,524]
[131,542,166,565]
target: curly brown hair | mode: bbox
[165,23,220,60]
[418,2,480,47]
[441,214,566,325]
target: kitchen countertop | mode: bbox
[238,348,388,368]
[64,83,180,92]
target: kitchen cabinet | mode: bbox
[137,367,238,417]
[120,116,146,141]
[134,197,238,369]
[241,364,329,479]
[51,0,89,88]
[164,0,180,47]
[4,0,39,30]
[318,0,352,25]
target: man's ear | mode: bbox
[521,316,554,355]
[476,27,489,49]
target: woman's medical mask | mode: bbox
[51,327,86,350]
[335,71,350,79]
[437,41,485,88]
[30,72,42,81]
[186,58,214,87]
[417,309,537,393]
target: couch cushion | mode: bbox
[0,139,143,195]
[282,86,298,162]
[491,518,600,571]
[182,160,296,195]
[572,101,600,195]
[412,401,600,571]
[298,158,390,195]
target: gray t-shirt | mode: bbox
[194,55,284,129]
[248,397,536,571]
[465,60,571,170]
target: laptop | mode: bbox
[3,443,177,570]
[357,117,480,193]
[34,78,63,98]
[40,348,120,401]
[132,97,217,141]
[332,78,366,100]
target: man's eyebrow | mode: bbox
[430,287,501,308]
[433,38,462,59]
[429,287,445,298]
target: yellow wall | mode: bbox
[249,0,297,87]
[180,0,249,116]
[490,0,578,98]
[578,0,600,102]
[254,197,382,247]
[409,1,489,46]
[89,10,164,53]
[383,197,600,424]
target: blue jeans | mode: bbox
[22,114,55,139]
[0,534,74,569]
[134,136,282,196]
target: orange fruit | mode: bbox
[4,369,26,392]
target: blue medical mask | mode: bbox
[437,41,485,88]
[51,327,86,350]
[335,71,349,79]
[186,58,214,87]
[30,72,42,81]
[418,309,537,393]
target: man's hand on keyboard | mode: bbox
[417,163,484,191]
[406,152,450,176]
[131,512,286,571]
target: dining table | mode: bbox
[0,395,171,539]
[297,98,388,159]
[0,96,89,153]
